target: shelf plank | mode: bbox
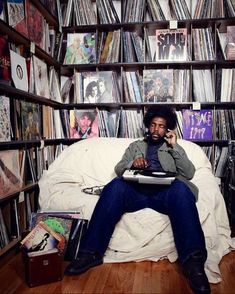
[0,183,38,204]
[0,20,60,68]
[0,237,21,257]
[0,83,61,107]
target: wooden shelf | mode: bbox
[0,20,60,68]
[0,183,38,204]
[31,0,58,28]
[0,238,21,258]
[0,83,62,108]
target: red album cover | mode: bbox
[25,0,45,49]
[0,35,11,83]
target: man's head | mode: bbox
[98,78,106,94]
[143,106,177,142]
[76,111,95,131]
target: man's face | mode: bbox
[149,117,167,142]
[99,81,105,94]
[79,115,91,131]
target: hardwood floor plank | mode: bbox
[1,251,235,293]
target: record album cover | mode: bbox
[156,28,187,61]
[143,69,174,102]
[182,109,213,140]
[0,95,11,142]
[33,55,50,98]
[0,35,11,84]
[7,0,28,37]
[0,149,23,198]
[10,49,28,91]
[64,33,96,64]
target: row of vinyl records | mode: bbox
[1,94,235,141]
[0,192,34,249]
[2,26,234,97]
[60,0,235,25]
[2,39,235,103]
[1,0,235,64]
[62,68,235,104]
[60,27,234,65]
[0,0,60,59]
[0,144,67,199]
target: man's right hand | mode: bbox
[132,157,148,169]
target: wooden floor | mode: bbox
[1,250,235,294]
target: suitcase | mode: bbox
[23,250,63,287]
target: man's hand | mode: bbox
[164,129,177,146]
[132,157,148,169]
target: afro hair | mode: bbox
[143,106,178,130]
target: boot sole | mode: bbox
[65,259,103,276]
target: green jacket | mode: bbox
[114,140,199,200]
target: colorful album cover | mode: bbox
[182,109,213,140]
[21,101,41,140]
[64,33,96,64]
[69,109,99,139]
[21,221,60,253]
[143,69,174,102]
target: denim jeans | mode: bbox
[80,177,207,263]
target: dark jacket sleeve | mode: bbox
[168,143,195,180]
[114,141,144,177]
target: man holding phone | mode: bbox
[66,106,210,294]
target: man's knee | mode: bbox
[170,180,195,203]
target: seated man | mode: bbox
[65,106,210,294]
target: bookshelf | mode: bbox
[0,0,235,254]
[0,0,68,255]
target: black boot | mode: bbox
[65,251,103,275]
[182,252,211,294]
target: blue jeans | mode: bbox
[80,177,207,263]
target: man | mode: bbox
[65,106,210,294]
[97,78,111,103]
